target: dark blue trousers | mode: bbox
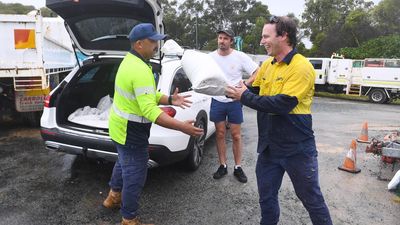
[109,142,149,219]
[256,150,332,225]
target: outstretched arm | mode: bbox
[159,88,192,109]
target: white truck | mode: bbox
[308,57,400,104]
[0,11,76,125]
[360,58,400,103]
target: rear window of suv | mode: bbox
[76,17,138,44]
[77,64,119,84]
[76,61,161,97]
[73,17,150,51]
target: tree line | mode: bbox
[1,0,399,59]
[0,2,56,17]
[302,0,399,58]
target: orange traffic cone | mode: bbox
[356,122,369,143]
[338,139,361,173]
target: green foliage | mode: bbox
[0,1,57,17]
[315,91,369,102]
[296,42,312,56]
[202,38,217,51]
[5,0,398,58]
[0,2,35,14]
[40,7,57,17]
[242,16,266,54]
[315,91,400,105]
[302,0,376,57]
[344,9,373,47]
[372,0,400,35]
[162,0,270,53]
[339,35,400,59]
[302,0,400,57]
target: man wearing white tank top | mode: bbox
[209,29,258,183]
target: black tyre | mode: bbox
[368,89,387,104]
[184,117,207,171]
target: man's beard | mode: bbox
[218,44,229,51]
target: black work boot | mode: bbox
[233,167,248,183]
[213,164,228,179]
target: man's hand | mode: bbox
[155,114,203,136]
[225,81,248,101]
[171,88,192,109]
[181,120,204,136]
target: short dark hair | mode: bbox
[267,16,297,48]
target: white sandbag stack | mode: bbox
[67,95,112,129]
[181,50,228,96]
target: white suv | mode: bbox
[41,0,215,170]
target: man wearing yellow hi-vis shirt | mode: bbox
[225,16,332,225]
[103,23,203,225]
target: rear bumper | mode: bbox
[41,127,188,167]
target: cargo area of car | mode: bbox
[55,59,121,130]
[54,57,162,130]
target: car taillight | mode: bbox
[44,95,51,108]
[160,106,176,117]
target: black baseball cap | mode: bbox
[217,29,235,38]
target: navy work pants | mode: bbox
[256,150,332,225]
[109,142,149,219]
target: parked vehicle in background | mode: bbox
[360,58,400,103]
[308,57,330,86]
[308,55,400,104]
[40,0,215,170]
[0,11,76,125]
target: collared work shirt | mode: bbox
[109,50,163,146]
[241,49,317,156]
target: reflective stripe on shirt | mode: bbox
[115,85,136,100]
[112,104,151,123]
[135,86,156,96]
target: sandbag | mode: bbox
[161,39,184,56]
[181,50,228,96]
[67,95,112,129]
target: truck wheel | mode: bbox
[368,89,387,104]
[184,117,207,171]
[22,111,42,127]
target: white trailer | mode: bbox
[308,57,400,103]
[0,11,76,125]
[361,58,400,103]
[327,58,354,85]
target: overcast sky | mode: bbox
[1,0,383,17]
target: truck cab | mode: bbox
[308,57,330,85]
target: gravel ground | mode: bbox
[0,97,399,225]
